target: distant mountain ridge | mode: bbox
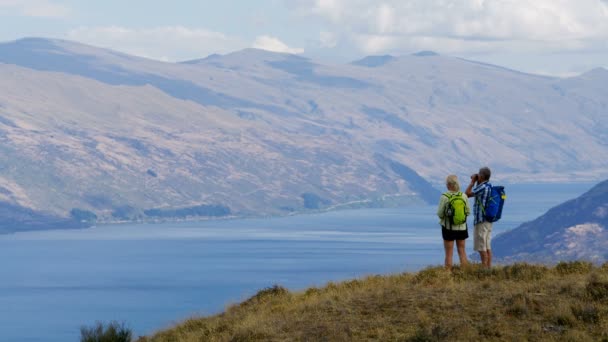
[1,37,607,230]
[494,179,608,263]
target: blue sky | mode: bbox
[1,0,608,76]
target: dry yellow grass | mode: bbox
[138,262,608,341]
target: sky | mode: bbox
[1,0,608,76]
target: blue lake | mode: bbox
[0,183,594,341]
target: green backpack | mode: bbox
[443,192,467,226]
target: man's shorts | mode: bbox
[474,221,493,252]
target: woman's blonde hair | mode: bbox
[446,174,460,191]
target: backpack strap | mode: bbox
[475,183,491,216]
[442,192,454,230]
[441,192,452,229]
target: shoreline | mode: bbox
[0,181,598,236]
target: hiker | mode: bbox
[437,174,470,270]
[465,166,493,268]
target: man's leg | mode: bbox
[479,250,487,267]
[479,222,492,268]
[474,223,485,267]
[486,223,493,267]
[487,249,492,268]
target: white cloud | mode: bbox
[66,26,247,62]
[67,27,306,61]
[293,0,608,55]
[374,3,395,34]
[352,34,396,55]
[310,0,346,22]
[252,35,304,54]
[0,0,69,18]
[319,31,338,48]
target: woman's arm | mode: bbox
[437,194,447,219]
[462,192,471,216]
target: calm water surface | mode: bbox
[0,183,594,341]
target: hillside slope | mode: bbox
[494,179,608,263]
[138,263,608,341]
[1,37,608,226]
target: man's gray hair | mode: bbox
[479,167,491,181]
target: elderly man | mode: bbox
[465,167,493,268]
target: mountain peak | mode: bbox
[351,55,395,67]
[8,37,103,52]
[580,67,608,79]
[1,36,141,63]
[225,48,304,60]
[563,67,608,85]
[413,51,439,57]
[13,36,58,44]
[6,37,67,51]
[180,53,223,65]
[181,48,305,66]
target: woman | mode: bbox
[437,174,471,270]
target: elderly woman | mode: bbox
[437,174,471,270]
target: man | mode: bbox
[465,167,493,268]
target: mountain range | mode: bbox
[1,37,607,230]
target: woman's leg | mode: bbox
[443,240,454,270]
[456,239,468,266]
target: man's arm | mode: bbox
[465,174,478,198]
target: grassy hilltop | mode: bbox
[137,262,608,341]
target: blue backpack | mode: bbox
[482,184,506,222]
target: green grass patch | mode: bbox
[80,321,132,342]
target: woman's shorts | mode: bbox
[442,226,469,241]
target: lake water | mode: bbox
[0,183,594,341]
